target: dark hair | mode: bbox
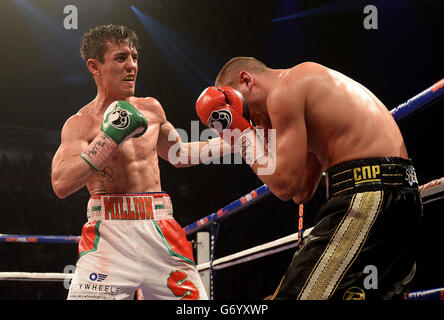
[80,24,140,62]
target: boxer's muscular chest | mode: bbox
[86,108,164,194]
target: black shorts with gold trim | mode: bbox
[273,157,423,300]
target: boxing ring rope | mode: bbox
[1,78,444,299]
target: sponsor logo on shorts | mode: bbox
[68,271,121,298]
[343,287,366,300]
[405,165,418,186]
[90,272,108,282]
[70,282,121,296]
[353,165,381,185]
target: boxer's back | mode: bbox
[283,62,408,169]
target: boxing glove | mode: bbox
[196,86,253,133]
[196,87,265,166]
[101,100,148,145]
[80,101,148,171]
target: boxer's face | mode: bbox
[98,40,138,99]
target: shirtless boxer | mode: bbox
[196,57,423,300]
[51,25,225,300]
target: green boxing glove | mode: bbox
[80,101,148,171]
[101,100,148,144]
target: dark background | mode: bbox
[0,0,443,300]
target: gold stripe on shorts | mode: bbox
[298,190,383,300]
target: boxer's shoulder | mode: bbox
[128,96,167,122]
[268,62,326,110]
[70,105,99,127]
[128,96,162,111]
[285,62,330,89]
[291,61,327,75]
[61,110,99,143]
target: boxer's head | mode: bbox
[81,24,140,99]
[215,57,271,129]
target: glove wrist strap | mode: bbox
[237,129,265,167]
[80,133,118,171]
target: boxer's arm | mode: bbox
[157,120,232,167]
[51,115,98,199]
[249,86,311,202]
[291,152,324,204]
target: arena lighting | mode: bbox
[12,0,85,84]
[130,5,217,96]
[272,0,360,23]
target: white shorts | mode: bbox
[67,192,208,300]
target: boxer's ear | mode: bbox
[87,58,100,76]
[239,71,253,91]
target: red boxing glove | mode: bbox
[196,86,253,133]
